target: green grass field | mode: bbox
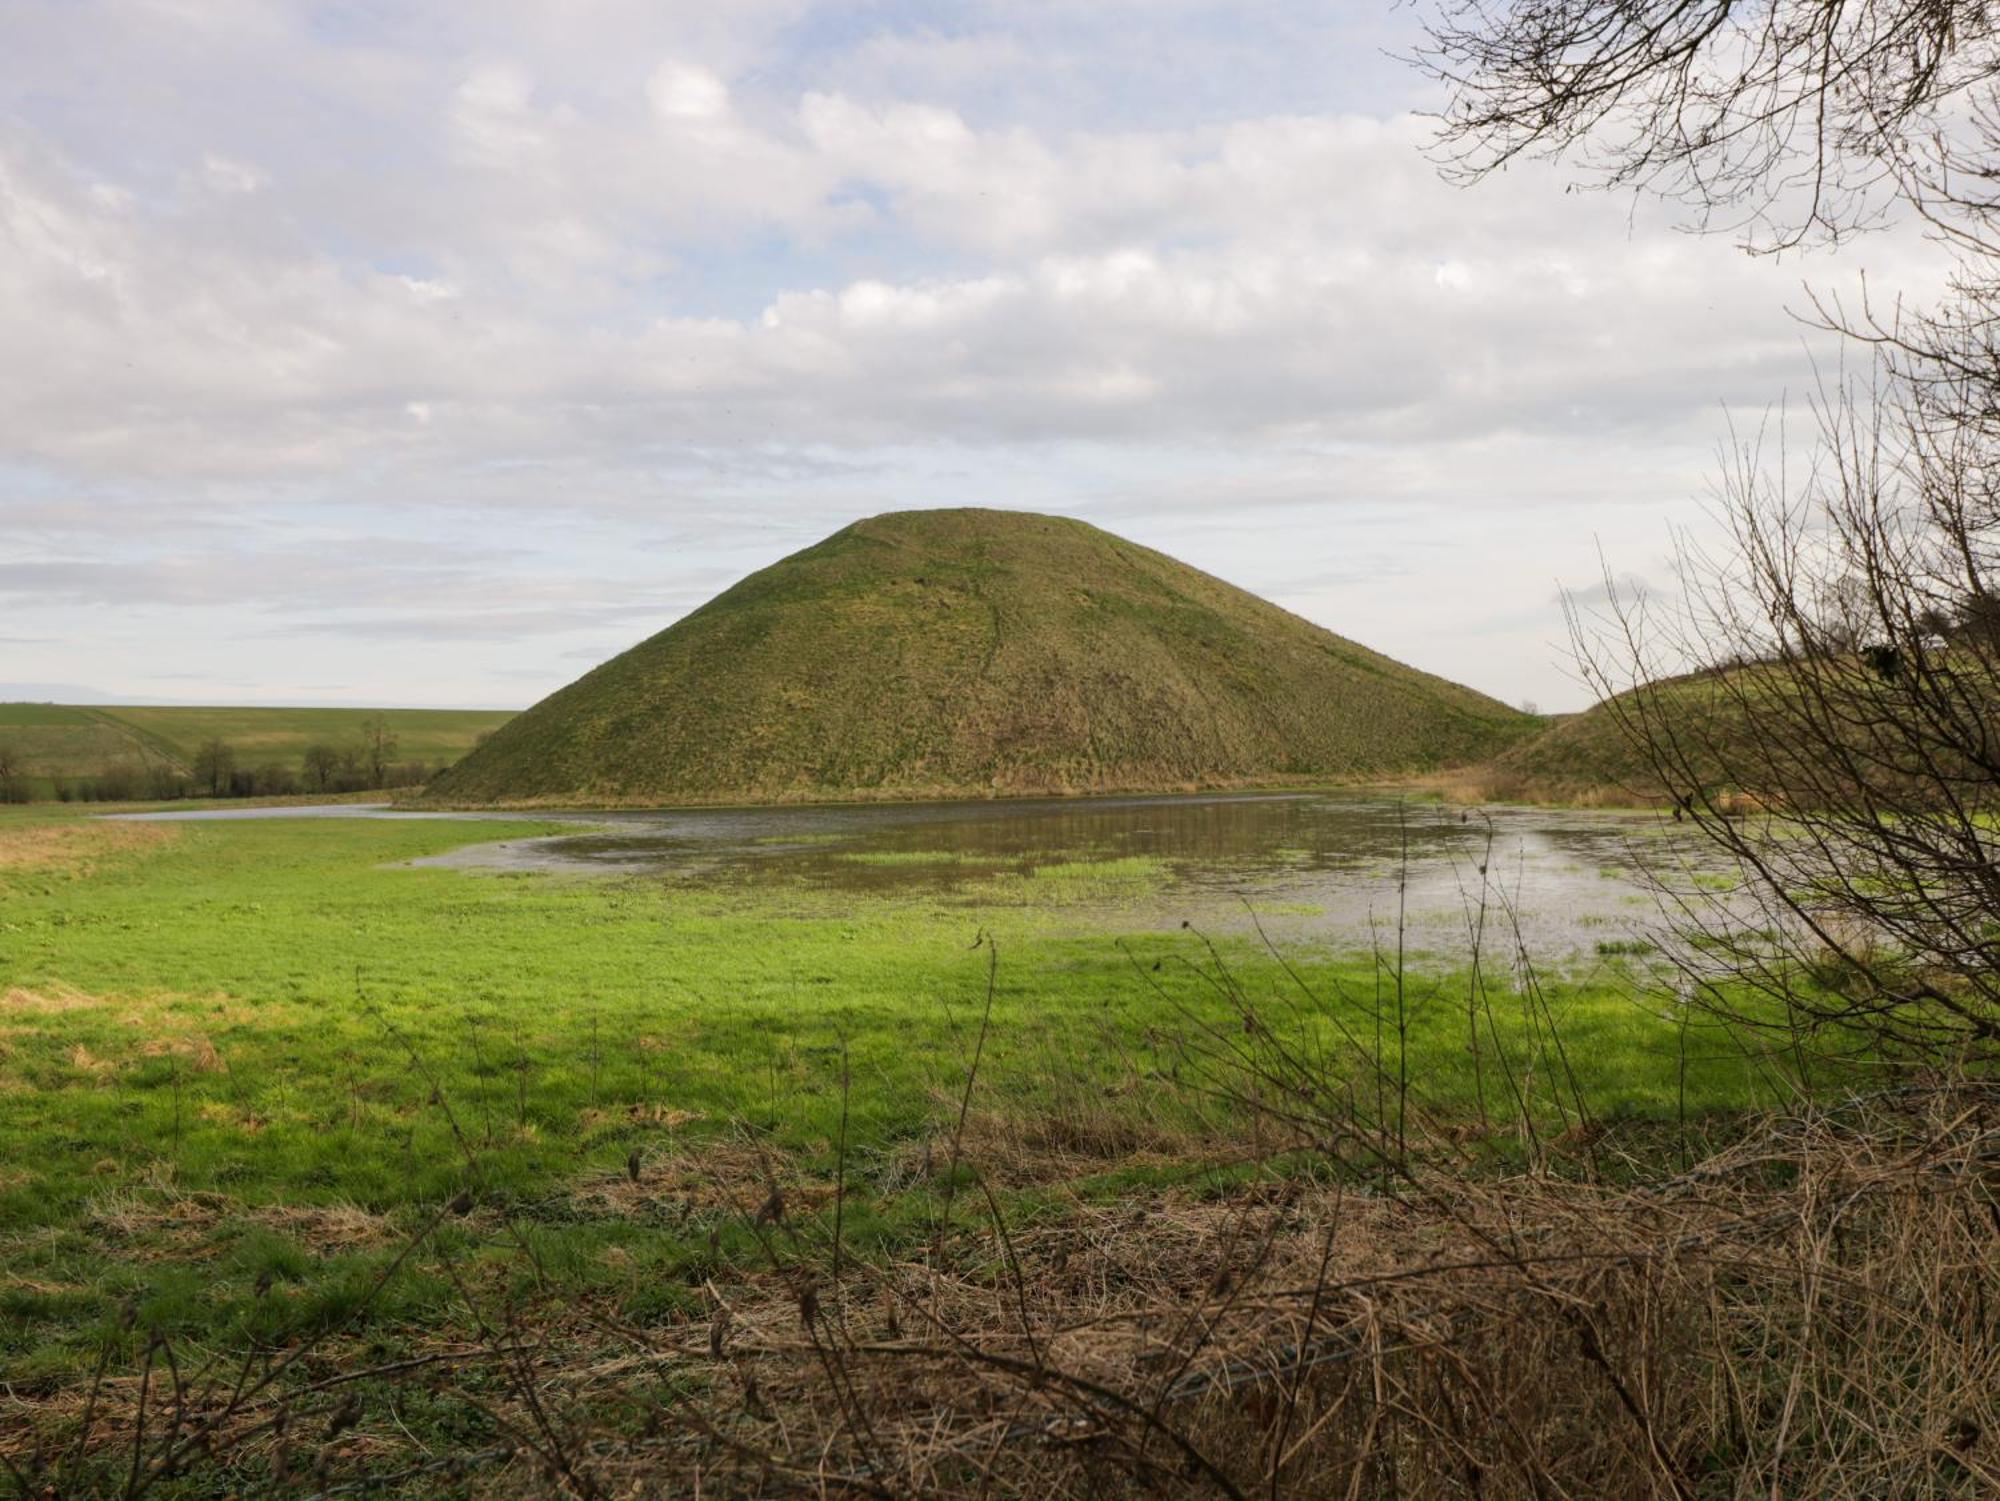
[100,705,519,767]
[0,704,98,726]
[0,704,517,794]
[0,800,1807,1421]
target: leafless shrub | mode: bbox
[1421,0,2000,1067]
[1416,0,2000,251]
[1565,382,2000,1064]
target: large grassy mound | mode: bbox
[426,508,1535,806]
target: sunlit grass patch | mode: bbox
[1024,855,1166,885]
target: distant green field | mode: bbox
[0,704,517,793]
[100,705,518,767]
[0,707,174,790]
[0,703,94,726]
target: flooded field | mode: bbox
[17,786,1806,1496]
[118,791,1724,957]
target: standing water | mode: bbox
[112,791,1726,956]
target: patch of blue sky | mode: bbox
[653,228,992,324]
[762,1,1429,130]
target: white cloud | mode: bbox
[448,63,548,166]
[648,61,731,121]
[0,1,1961,709]
[202,153,264,194]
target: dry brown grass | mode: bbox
[68,1184,396,1255]
[0,820,175,877]
[248,1201,398,1249]
[3,985,256,1025]
[2,992,109,1032]
[1419,764,1659,808]
[9,1088,1993,1499]
[135,1035,223,1073]
[538,1089,1995,1499]
[65,1044,114,1077]
[3,984,106,1015]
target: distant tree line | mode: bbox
[1,715,453,804]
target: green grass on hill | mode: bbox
[1465,696,1679,804]
[0,703,95,726]
[0,704,517,796]
[427,508,1538,807]
[1456,665,1814,806]
[0,712,165,792]
[100,705,517,767]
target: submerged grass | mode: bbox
[834,849,967,866]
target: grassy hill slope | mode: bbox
[0,704,516,797]
[426,508,1537,807]
[1459,671,1772,805]
[100,706,517,768]
[0,705,175,794]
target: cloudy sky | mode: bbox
[0,1,1950,710]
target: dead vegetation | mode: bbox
[70,1186,395,1254]
[3,985,106,1016]
[1422,762,1654,808]
[5,1076,1993,1499]
[0,820,175,878]
[582,1089,2000,1499]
